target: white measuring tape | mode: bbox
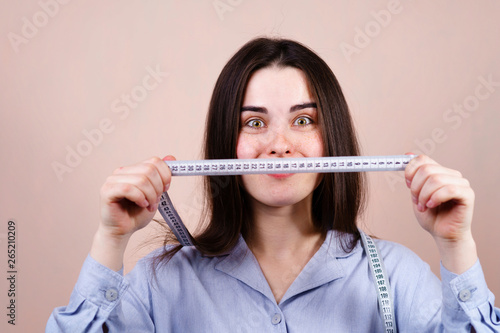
[158,154,413,332]
[164,155,415,177]
[360,231,397,333]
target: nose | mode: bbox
[268,129,292,157]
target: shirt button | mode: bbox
[271,313,282,325]
[458,289,472,302]
[105,288,119,302]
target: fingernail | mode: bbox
[426,200,435,209]
[406,179,411,188]
[417,203,425,212]
[142,200,149,208]
[164,183,170,192]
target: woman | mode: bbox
[47,38,499,332]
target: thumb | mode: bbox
[163,155,176,161]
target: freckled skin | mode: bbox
[236,66,324,209]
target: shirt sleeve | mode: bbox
[440,260,500,332]
[384,240,500,332]
[46,255,154,333]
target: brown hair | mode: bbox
[154,37,365,266]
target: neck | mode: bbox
[245,194,324,258]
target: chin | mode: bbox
[242,174,318,208]
[251,191,313,209]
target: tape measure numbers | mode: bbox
[159,155,415,246]
[360,231,397,333]
[164,155,415,176]
[158,154,413,332]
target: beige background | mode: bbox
[1,1,499,331]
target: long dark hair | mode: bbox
[154,37,365,266]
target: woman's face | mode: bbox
[236,66,324,209]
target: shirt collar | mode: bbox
[214,230,361,305]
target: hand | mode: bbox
[90,155,174,271]
[404,154,477,273]
[99,156,174,239]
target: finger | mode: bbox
[414,174,470,211]
[104,173,159,211]
[409,164,464,210]
[407,159,462,197]
[142,156,173,196]
[159,155,176,191]
[410,162,465,192]
[113,157,169,200]
[102,180,152,210]
[424,184,474,210]
[404,154,439,187]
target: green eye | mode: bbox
[247,119,264,128]
[294,117,312,126]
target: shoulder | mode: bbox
[372,237,424,265]
[124,244,240,306]
[130,244,224,282]
[369,236,440,288]
[371,237,430,274]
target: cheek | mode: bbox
[315,133,325,156]
[298,132,324,157]
[236,134,259,159]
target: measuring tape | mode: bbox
[360,231,397,333]
[158,154,413,332]
[164,155,415,177]
[159,155,415,246]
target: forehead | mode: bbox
[242,66,314,105]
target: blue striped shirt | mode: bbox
[47,230,500,332]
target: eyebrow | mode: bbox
[240,102,317,113]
